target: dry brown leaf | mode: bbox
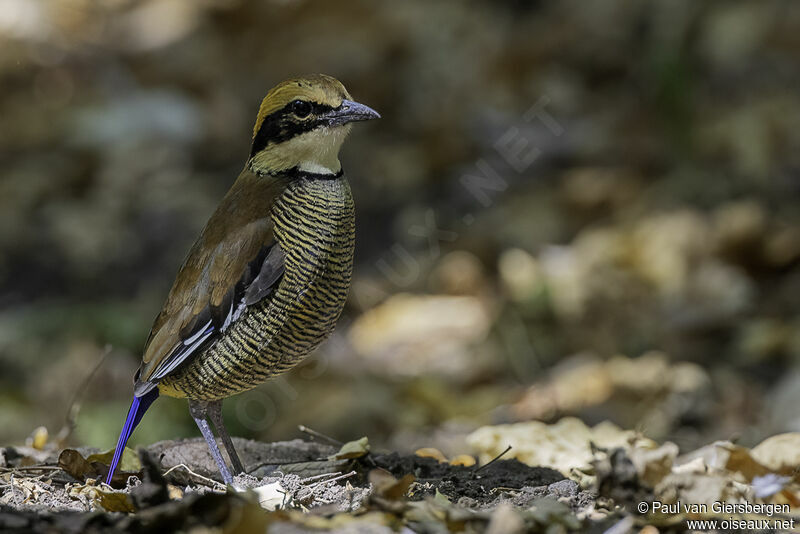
[94,490,135,513]
[724,444,771,481]
[369,468,415,500]
[58,447,141,484]
[677,441,771,483]
[486,503,525,534]
[58,449,95,480]
[67,482,135,513]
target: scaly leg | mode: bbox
[188,399,233,484]
[207,400,245,476]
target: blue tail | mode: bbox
[105,388,159,484]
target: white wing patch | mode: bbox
[142,243,284,387]
[151,319,215,380]
[222,298,247,332]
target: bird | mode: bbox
[105,74,379,485]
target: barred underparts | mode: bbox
[160,177,355,399]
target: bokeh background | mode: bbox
[1,0,799,457]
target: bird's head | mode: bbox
[248,74,379,176]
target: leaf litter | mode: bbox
[0,423,798,532]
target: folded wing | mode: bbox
[134,171,286,396]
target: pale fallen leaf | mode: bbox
[348,293,491,377]
[672,457,706,475]
[329,437,370,460]
[654,472,751,507]
[253,481,288,511]
[167,484,183,500]
[677,441,770,483]
[513,352,709,421]
[750,433,800,474]
[450,454,476,467]
[467,417,656,477]
[486,503,525,534]
[628,442,679,487]
[27,427,49,450]
[415,448,447,463]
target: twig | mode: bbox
[304,470,355,490]
[161,464,226,490]
[248,457,328,472]
[489,486,522,494]
[281,487,292,508]
[59,345,112,444]
[300,471,345,484]
[295,470,356,501]
[0,466,63,473]
[297,425,343,446]
[474,445,512,474]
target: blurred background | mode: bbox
[1,0,799,458]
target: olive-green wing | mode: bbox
[134,171,285,395]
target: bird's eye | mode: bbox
[290,100,312,118]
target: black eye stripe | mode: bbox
[250,100,336,157]
[294,101,333,116]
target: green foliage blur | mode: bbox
[1,0,798,454]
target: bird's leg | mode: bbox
[188,399,234,485]
[206,400,245,476]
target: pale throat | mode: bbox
[251,124,352,176]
